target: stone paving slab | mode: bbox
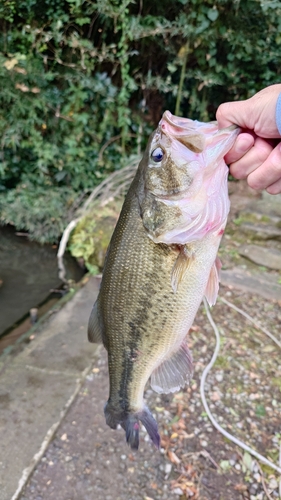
[221,267,281,301]
[238,244,281,270]
[0,277,100,500]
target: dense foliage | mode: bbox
[0,0,281,242]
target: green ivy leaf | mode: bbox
[207,8,219,21]
[242,452,253,472]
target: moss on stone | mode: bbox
[69,200,123,274]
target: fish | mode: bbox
[88,111,239,450]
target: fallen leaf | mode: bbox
[15,83,29,92]
[4,58,18,70]
[168,450,181,465]
[14,67,27,74]
[210,391,221,401]
[242,452,253,471]
[190,325,200,332]
[234,483,247,492]
[263,345,275,353]
[177,419,186,430]
[155,406,164,412]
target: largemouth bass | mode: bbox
[88,111,239,450]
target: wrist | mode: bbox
[276,92,281,135]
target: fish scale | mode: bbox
[88,112,240,449]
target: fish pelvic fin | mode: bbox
[171,245,194,293]
[204,256,222,306]
[104,403,160,450]
[88,301,103,343]
[151,342,193,394]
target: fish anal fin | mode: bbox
[150,343,193,394]
[204,256,222,306]
[171,246,194,293]
[88,301,103,343]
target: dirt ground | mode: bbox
[21,184,281,500]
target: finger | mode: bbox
[224,132,254,164]
[266,177,281,195]
[229,137,274,180]
[216,101,255,129]
[247,143,281,190]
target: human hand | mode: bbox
[216,84,281,194]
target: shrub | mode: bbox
[0,0,280,242]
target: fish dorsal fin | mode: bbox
[88,301,103,343]
[171,246,194,293]
[150,343,193,394]
[204,257,222,306]
[177,134,205,153]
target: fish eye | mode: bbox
[151,147,164,163]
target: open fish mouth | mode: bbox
[162,111,195,130]
[159,110,239,153]
[159,112,206,153]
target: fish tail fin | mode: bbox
[104,402,160,450]
[138,407,160,449]
[125,408,160,450]
[124,414,140,450]
[104,402,118,429]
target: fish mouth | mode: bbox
[161,110,239,134]
[162,110,194,131]
[159,111,206,153]
[159,111,240,153]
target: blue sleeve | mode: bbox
[276,93,281,135]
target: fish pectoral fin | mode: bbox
[204,256,222,306]
[150,343,193,394]
[171,246,194,293]
[88,301,103,343]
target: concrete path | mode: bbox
[0,277,100,500]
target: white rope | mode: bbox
[219,296,281,349]
[201,297,281,475]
